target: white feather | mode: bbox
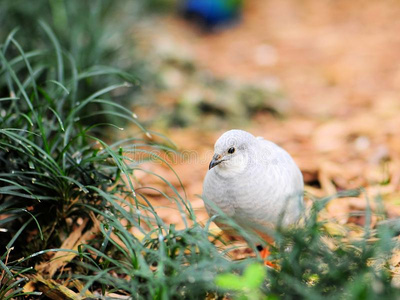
[203,130,304,232]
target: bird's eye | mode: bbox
[228,147,235,154]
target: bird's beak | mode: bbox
[209,154,223,170]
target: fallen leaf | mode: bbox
[30,274,83,300]
[36,213,100,277]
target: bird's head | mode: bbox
[209,130,256,173]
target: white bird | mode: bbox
[202,129,304,262]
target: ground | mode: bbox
[128,0,400,243]
[10,1,400,296]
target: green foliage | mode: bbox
[268,194,400,299]
[0,0,149,127]
[210,191,400,300]
[216,263,269,300]
[1,8,400,299]
[0,0,140,69]
[0,248,41,299]
[0,25,244,299]
[0,23,146,263]
[65,190,400,299]
[71,210,244,299]
[142,0,178,12]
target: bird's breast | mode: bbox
[203,163,302,227]
[203,168,269,216]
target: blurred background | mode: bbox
[2,0,400,231]
[129,0,400,228]
[3,0,400,297]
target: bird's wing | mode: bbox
[256,137,304,226]
[256,137,293,163]
[256,136,304,194]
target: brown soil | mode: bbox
[132,0,400,233]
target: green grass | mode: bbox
[0,23,151,296]
[0,0,151,128]
[0,23,242,299]
[1,10,400,300]
[265,193,399,299]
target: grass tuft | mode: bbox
[1,7,400,299]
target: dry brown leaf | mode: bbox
[323,222,348,237]
[312,122,347,153]
[390,250,400,288]
[324,198,350,224]
[105,293,132,299]
[70,279,95,298]
[320,236,338,251]
[22,281,36,293]
[29,274,83,300]
[304,186,325,198]
[318,165,337,196]
[36,213,100,277]
[390,250,400,267]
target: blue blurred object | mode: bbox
[182,0,243,30]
